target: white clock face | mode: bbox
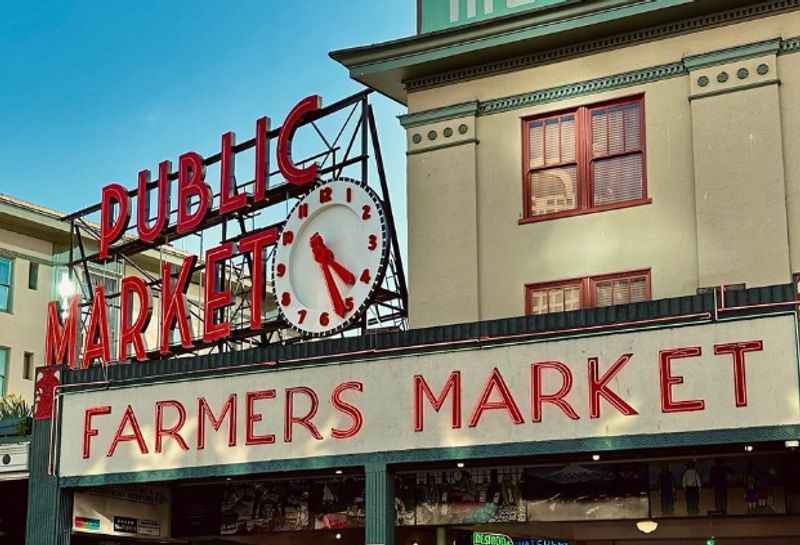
[273,178,389,336]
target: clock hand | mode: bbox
[311,234,347,318]
[329,260,355,286]
[309,233,355,285]
[321,262,347,318]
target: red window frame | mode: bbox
[525,269,652,315]
[520,95,650,224]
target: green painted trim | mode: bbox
[399,35,797,120]
[59,423,800,488]
[689,78,780,101]
[0,247,53,267]
[365,462,394,545]
[406,138,479,155]
[783,36,800,53]
[397,0,800,91]
[399,100,478,128]
[351,0,694,77]
[479,61,685,116]
[684,38,781,70]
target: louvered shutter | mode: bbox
[528,114,578,216]
[529,283,583,315]
[593,273,649,306]
[590,101,644,206]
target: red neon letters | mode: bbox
[98,96,319,258]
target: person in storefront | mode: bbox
[658,465,676,515]
[709,459,733,514]
[681,461,703,515]
[744,462,759,513]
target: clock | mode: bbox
[272,178,389,336]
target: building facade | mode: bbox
[23,1,800,544]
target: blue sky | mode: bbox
[0,1,413,251]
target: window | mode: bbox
[0,348,7,396]
[522,95,647,222]
[0,256,11,312]
[87,272,120,349]
[527,270,651,315]
[23,352,33,381]
[28,262,39,290]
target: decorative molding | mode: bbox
[399,100,478,128]
[683,38,781,70]
[689,78,781,101]
[479,61,685,116]
[405,0,800,91]
[398,36,797,120]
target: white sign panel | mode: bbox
[59,315,800,478]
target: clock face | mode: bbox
[273,178,389,336]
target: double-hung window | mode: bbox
[523,95,648,221]
[527,270,651,315]
[0,256,12,312]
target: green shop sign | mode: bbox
[419,0,572,33]
[474,532,514,545]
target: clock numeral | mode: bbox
[298,203,308,219]
[282,231,294,246]
[276,263,286,277]
[368,234,378,251]
[362,205,372,220]
[346,187,352,202]
[281,292,291,306]
[320,187,333,203]
[319,312,330,327]
[345,297,354,312]
[360,269,371,284]
[297,309,307,324]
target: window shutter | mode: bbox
[595,281,613,307]
[590,101,644,207]
[629,276,648,303]
[593,154,644,205]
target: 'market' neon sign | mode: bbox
[45,96,324,368]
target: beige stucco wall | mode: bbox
[404,9,800,327]
[0,227,54,403]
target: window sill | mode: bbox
[518,198,652,225]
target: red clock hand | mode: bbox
[310,233,355,285]
[321,262,346,318]
[310,233,348,318]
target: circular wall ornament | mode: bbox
[757,63,770,76]
[458,124,469,135]
[412,133,422,144]
[443,127,453,138]
[717,71,729,83]
[697,76,710,88]
[737,68,749,80]
[427,130,438,141]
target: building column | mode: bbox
[26,417,72,545]
[365,461,395,545]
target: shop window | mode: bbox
[28,261,38,290]
[23,352,33,381]
[0,256,12,312]
[522,95,648,222]
[0,347,8,396]
[526,269,650,315]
